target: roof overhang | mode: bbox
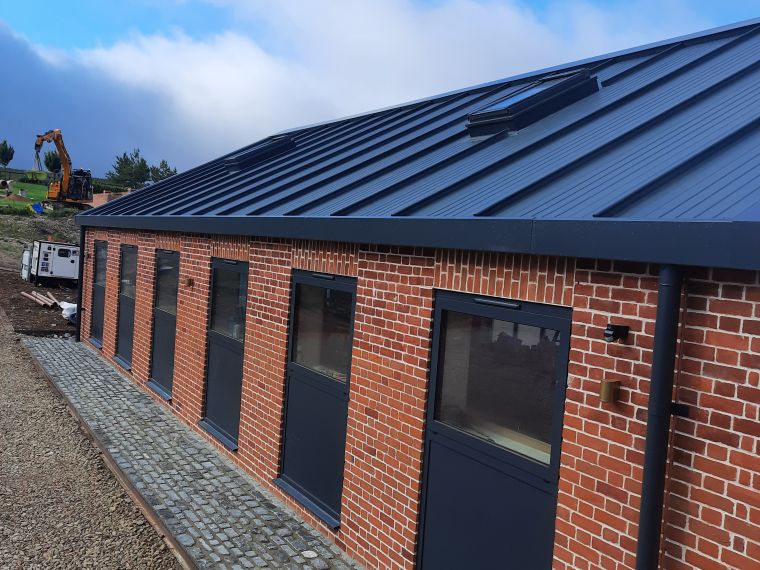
[76,215,760,271]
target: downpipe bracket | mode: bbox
[670,402,690,418]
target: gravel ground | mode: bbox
[0,307,180,569]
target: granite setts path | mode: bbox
[23,337,361,570]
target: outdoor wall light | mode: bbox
[603,324,629,343]
[600,379,621,403]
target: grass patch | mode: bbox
[11,182,48,201]
[0,203,33,216]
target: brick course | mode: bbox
[80,228,760,570]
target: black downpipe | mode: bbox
[635,264,683,570]
[74,225,86,342]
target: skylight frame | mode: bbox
[467,69,599,136]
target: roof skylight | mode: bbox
[467,69,599,136]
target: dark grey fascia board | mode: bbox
[531,219,760,270]
[76,215,760,270]
[76,216,534,252]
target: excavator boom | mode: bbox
[33,129,92,206]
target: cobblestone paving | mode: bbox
[23,337,361,570]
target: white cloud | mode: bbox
[75,30,331,156]
[3,1,713,172]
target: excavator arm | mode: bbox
[34,129,73,200]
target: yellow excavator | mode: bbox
[34,129,93,207]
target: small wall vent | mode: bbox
[224,135,296,173]
[467,69,599,136]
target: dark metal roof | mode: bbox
[79,19,760,270]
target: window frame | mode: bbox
[89,240,108,347]
[118,244,138,300]
[208,257,249,343]
[93,240,108,287]
[153,249,180,316]
[425,290,572,485]
[199,257,250,451]
[286,270,357,399]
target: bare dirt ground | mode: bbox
[0,306,180,569]
[0,214,79,334]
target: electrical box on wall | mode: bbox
[21,240,80,284]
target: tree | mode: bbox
[44,150,61,172]
[106,149,150,189]
[0,140,14,168]
[106,149,177,189]
[150,159,177,183]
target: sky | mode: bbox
[0,1,757,176]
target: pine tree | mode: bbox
[43,150,61,172]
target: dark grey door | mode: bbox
[200,259,248,450]
[148,250,179,400]
[277,272,356,528]
[115,245,137,367]
[89,240,107,345]
[418,292,571,569]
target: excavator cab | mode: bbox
[67,169,93,201]
[48,168,92,202]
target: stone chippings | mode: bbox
[23,337,360,570]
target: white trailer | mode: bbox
[21,240,80,284]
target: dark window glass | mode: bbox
[478,82,555,114]
[57,248,71,258]
[473,72,573,117]
[292,283,352,381]
[120,247,137,299]
[210,267,247,341]
[155,254,179,314]
[94,242,107,286]
[435,310,561,464]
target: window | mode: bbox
[155,252,179,314]
[120,246,137,299]
[292,282,353,381]
[434,309,563,464]
[94,242,108,286]
[210,266,247,341]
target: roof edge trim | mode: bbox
[75,215,760,271]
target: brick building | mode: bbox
[75,20,760,570]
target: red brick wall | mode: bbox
[238,238,292,480]
[172,235,212,424]
[342,245,435,568]
[79,229,760,570]
[80,229,101,341]
[554,259,660,570]
[664,268,760,570]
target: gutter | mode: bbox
[635,265,684,569]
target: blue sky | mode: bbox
[3,0,756,49]
[0,1,757,175]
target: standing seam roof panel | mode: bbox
[77,19,760,271]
